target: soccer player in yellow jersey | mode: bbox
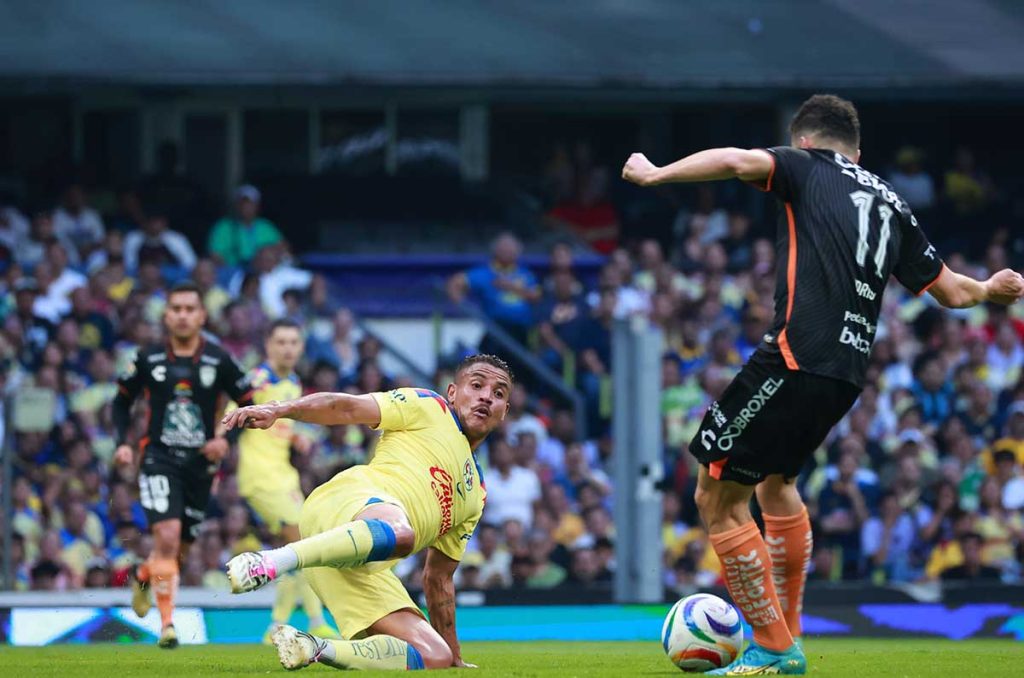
[222,354,512,671]
[236,319,340,643]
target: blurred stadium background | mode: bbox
[1,0,1024,646]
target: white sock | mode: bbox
[318,639,337,662]
[265,545,300,574]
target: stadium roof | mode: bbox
[2,0,1024,90]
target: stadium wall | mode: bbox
[2,590,1021,646]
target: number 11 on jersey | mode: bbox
[850,190,893,279]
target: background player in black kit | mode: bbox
[623,94,1024,675]
[112,280,254,648]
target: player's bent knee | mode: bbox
[389,522,416,559]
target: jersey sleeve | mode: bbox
[249,367,273,405]
[369,387,437,432]
[112,348,145,446]
[219,354,255,406]
[432,514,480,562]
[892,210,944,296]
[754,147,814,202]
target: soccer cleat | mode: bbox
[308,623,340,639]
[158,624,179,649]
[130,568,153,618]
[227,551,278,593]
[707,641,806,675]
[272,624,327,671]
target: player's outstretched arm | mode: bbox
[423,547,475,668]
[221,392,382,430]
[927,265,1024,309]
[622,148,773,187]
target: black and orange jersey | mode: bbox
[113,338,254,452]
[752,147,944,387]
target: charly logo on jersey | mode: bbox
[199,365,216,388]
[151,365,166,382]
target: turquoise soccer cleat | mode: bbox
[707,640,806,675]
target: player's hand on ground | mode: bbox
[986,268,1024,305]
[201,437,230,462]
[222,404,278,430]
[114,444,134,466]
[452,659,478,668]
[622,152,659,186]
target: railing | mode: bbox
[436,284,587,441]
[353,316,433,385]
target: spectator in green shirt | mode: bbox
[207,185,283,268]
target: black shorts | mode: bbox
[138,445,216,542]
[688,350,860,485]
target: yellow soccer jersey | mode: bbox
[237,363,302,497]
[366,387,486,561]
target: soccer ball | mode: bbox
[662,593,743,672]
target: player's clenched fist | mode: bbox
[201,437,230,462]
[223,403,279,430]
[986,268,1024,305]
[622,152,659,186]
[114,444,134,466]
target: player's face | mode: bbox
[163,291,207,340]
[447,363,511,440]
[266,327,303,371]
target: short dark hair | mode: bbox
[267,318,302,339]
[168,279,204,304]
[959,532,984,547]
[455,353,514,384]
[790,94,860,149]
[993,449,1016,465]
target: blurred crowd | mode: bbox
[3,140,1024,598]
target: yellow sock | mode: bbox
[298,575,325,626]
[271,572,299,625]
[321,635,425,670]
[289,519,396,570]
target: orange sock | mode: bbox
[763,508,812,638]
[709,522,793,652]
[149,558,179,628]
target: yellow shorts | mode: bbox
[242,484,304,535]
[298,466,425,639]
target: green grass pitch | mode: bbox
[0,639,1019,676]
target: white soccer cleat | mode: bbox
[226,551,277,593]
[272,624,327,671]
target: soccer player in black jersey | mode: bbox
[623,94,1024,675]
[112,280,254,648]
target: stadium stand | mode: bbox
[3,128,1023,598]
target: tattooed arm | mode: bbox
[423,547,472,667]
